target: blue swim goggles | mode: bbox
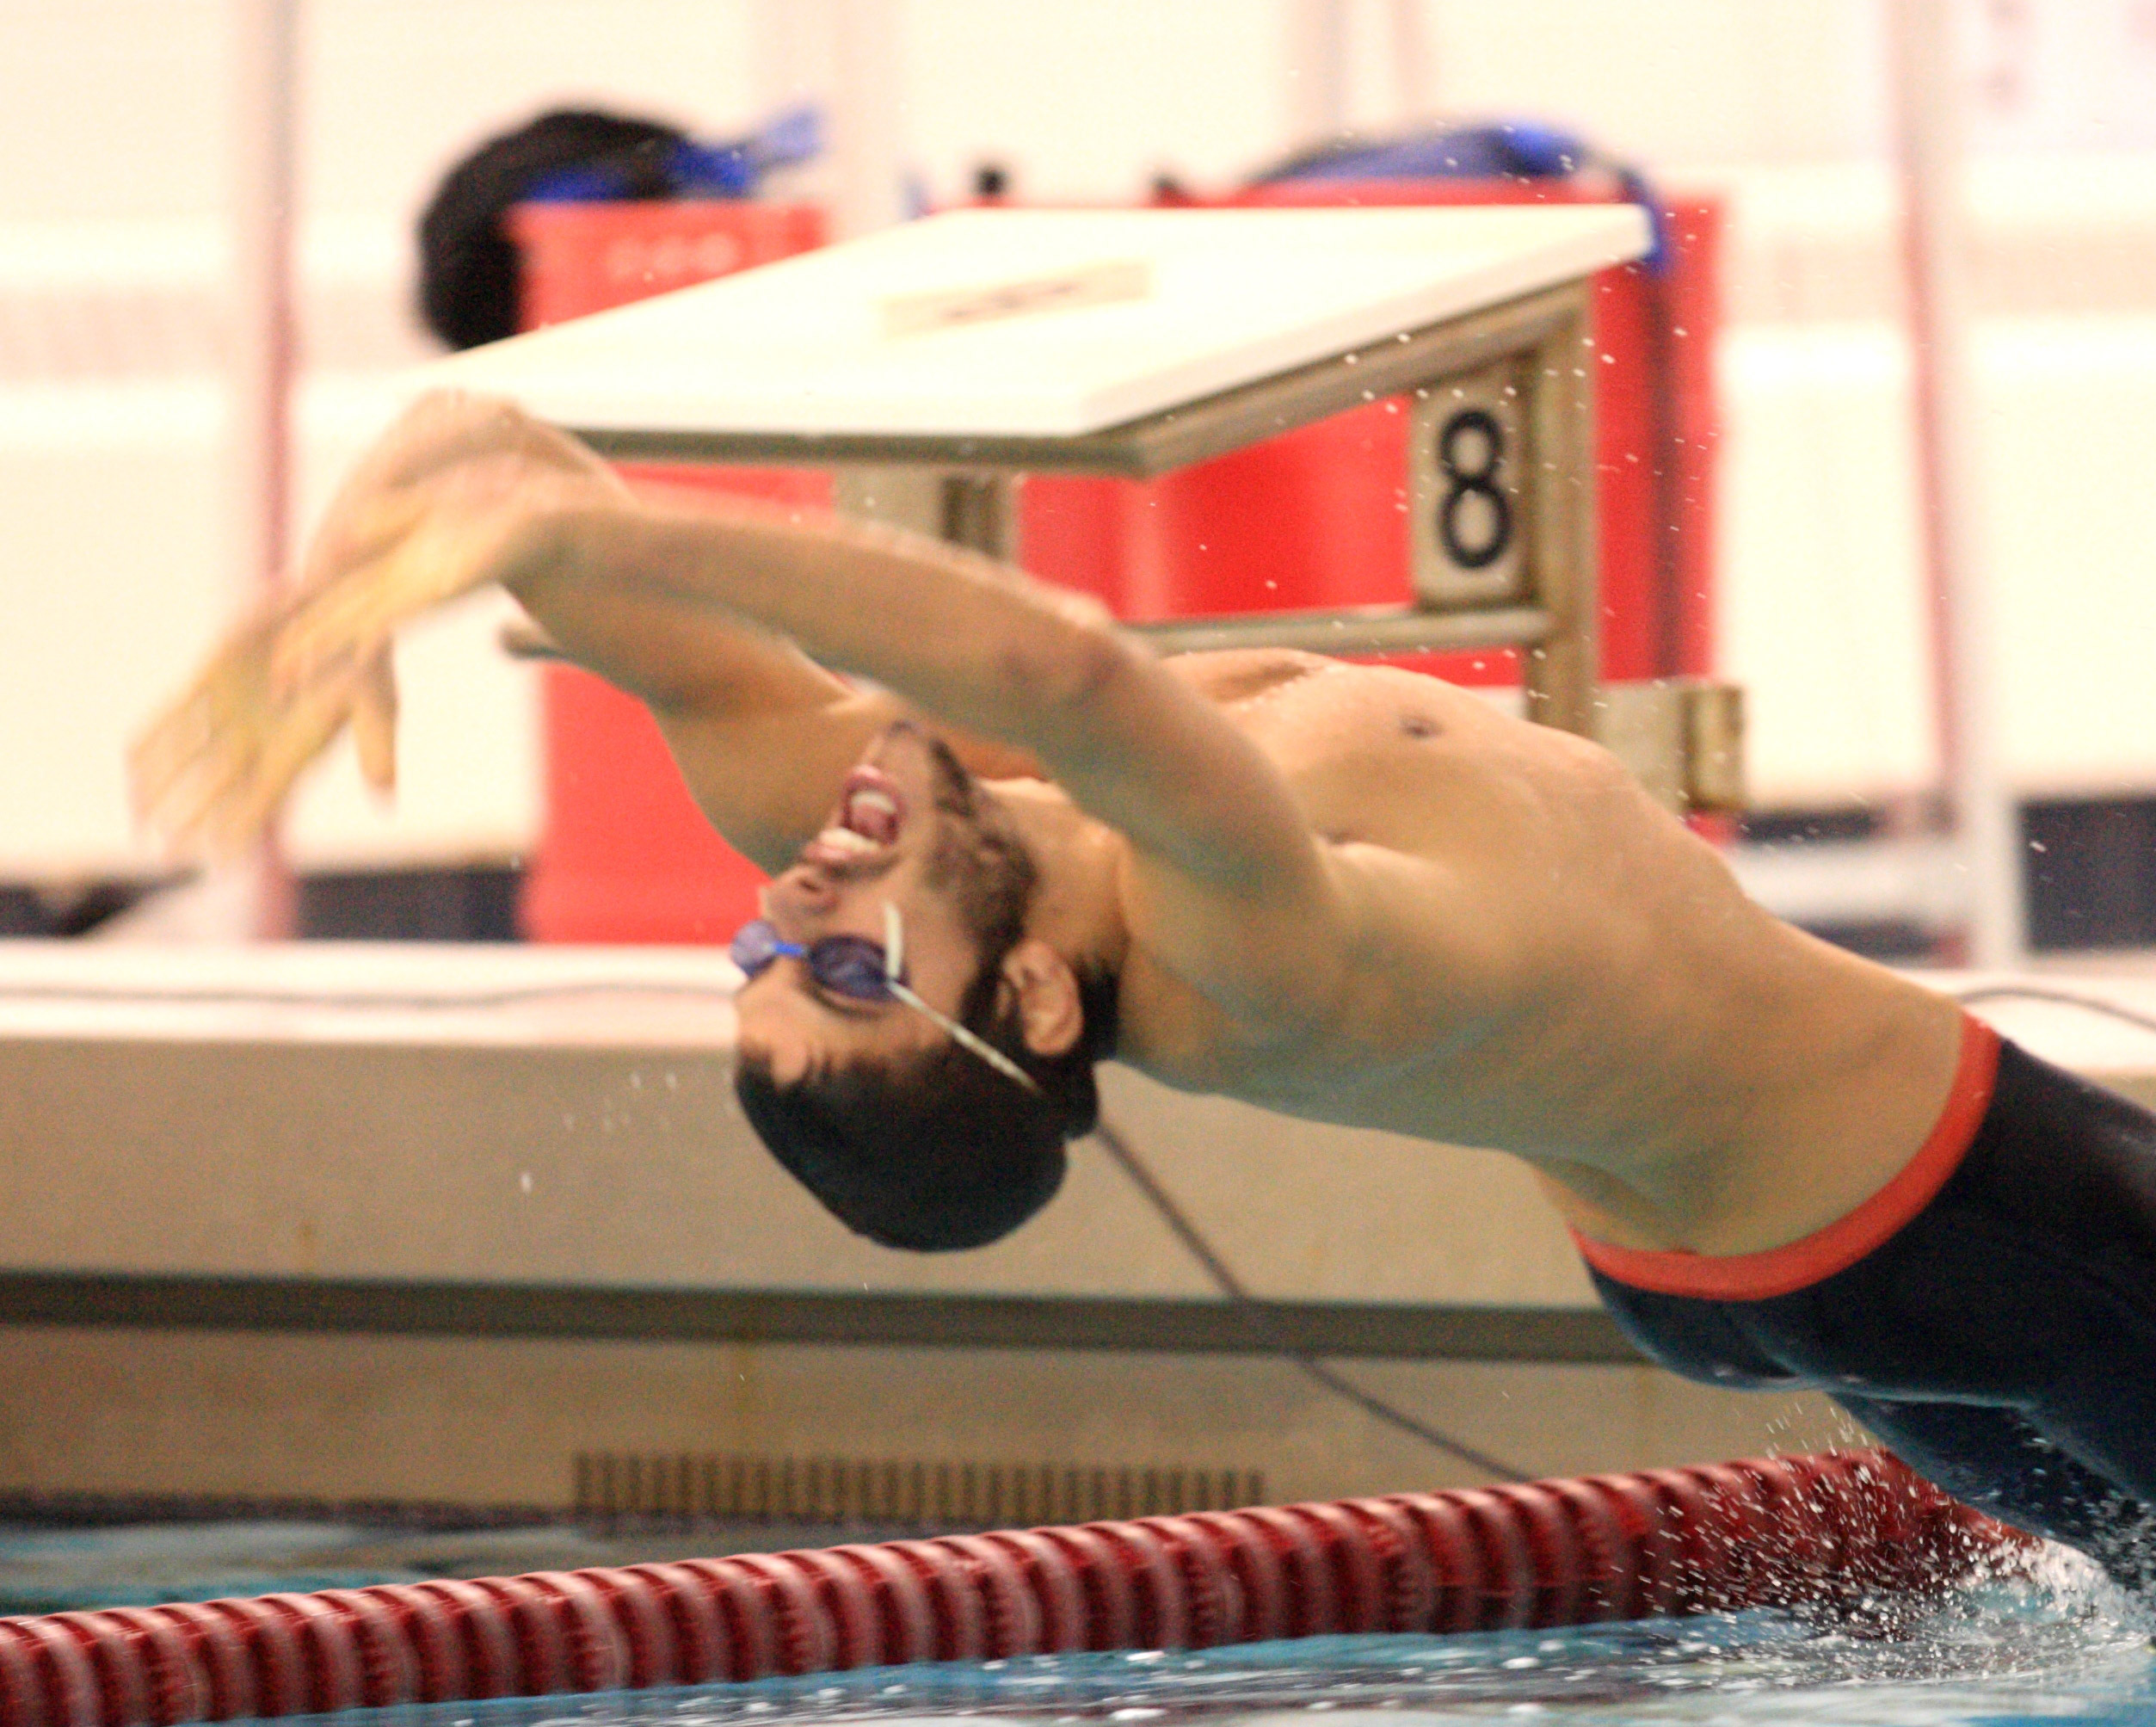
[730,903,1040,1093]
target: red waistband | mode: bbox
[1569,1014,2002,1302]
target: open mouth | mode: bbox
[802,766,906,868]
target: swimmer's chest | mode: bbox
[1167,651,1540,855]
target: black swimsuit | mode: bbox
[1577,1018,2156,1587]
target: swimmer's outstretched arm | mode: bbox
[147,392,1346,1032]
[491,427,1349,1034]
[493,531,1043,875]
[130,393,1032,872]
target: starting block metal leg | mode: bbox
[835,468,1018,560]
[1518,293,1598,739]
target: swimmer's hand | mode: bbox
[129,611,399,860]
[130,390,624,858]
[267,392,629,692]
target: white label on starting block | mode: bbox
[1409,357,1531,611]
[879,258,1155,339]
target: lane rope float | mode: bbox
[0,1447,2033,1726]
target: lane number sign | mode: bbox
[1409,357,1531,611]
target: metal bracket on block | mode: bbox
[833,467,1019,560]
[1593,678,1747,815]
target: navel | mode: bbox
[1401,713,1443,740]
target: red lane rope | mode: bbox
[0,1449,2034,1727]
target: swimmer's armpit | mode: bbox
[499,620,564,660]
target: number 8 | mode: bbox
[1437,409,1512,571]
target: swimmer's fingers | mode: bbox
[273,496,534,689]
[156,749,266,861]
[128,613,280,831]
[349,649,398,796]
[132,492,427,849]
[129,691,216,830]
[145,663,294,857]
[142,717,273,860]
[272,493,442,693]
[268,572,401,695]
[193,668,368,860]
[139,639,361,858]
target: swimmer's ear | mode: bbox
[1001,938,1084,1060]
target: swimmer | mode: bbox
[135,392,2156,1585]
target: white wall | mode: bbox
[0,1,1911,229]
[6,1,2156,877]
[1709,157,2156,806]
[9,0,2142,225]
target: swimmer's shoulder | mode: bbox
[1162,650,1512,728]
[1161,647,1336,706]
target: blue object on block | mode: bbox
[1249,120,1666,271]
[527,104,822,204]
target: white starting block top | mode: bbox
[423,205,1652,447]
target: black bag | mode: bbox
[416,108,687,351]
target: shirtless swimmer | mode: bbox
[133,393,2156,1583]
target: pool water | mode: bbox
[268,1555,2156,1727]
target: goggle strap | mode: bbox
[883,902,906,983]
[885,976,1044,1095]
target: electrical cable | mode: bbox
[1088,1115,1530,1482]
[13,976,2152,1040]
[0,979,744,1012]
[1950,983,2156,1039]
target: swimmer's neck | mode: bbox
[991,779,1130,983]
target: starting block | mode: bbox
[428,204,1734,801]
